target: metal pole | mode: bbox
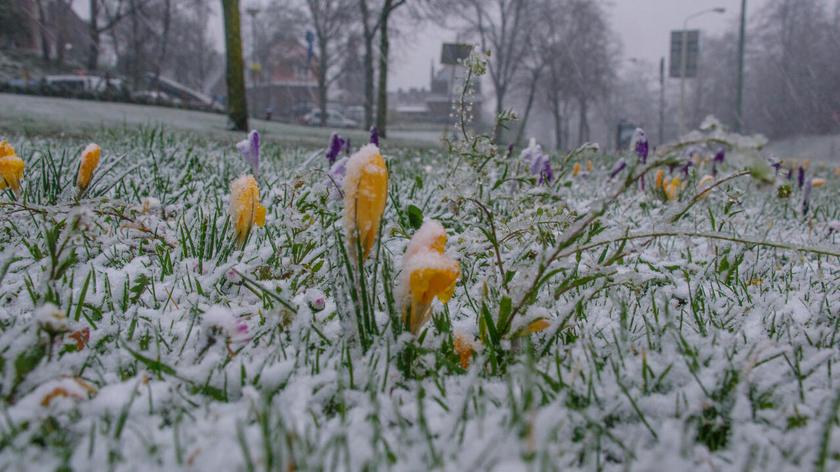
[678,8,726,137]
[659,57,665,144]
[246,8,260,86]
[679,25,688,136]
[735,0,747,132]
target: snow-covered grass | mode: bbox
[0,123,839,471]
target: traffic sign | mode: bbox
[670,30,700,78]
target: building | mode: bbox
[390,60,483,125]
[2,0,91,66]
[246,38,318,120]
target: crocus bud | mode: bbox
[655,169,665,189]
[229,175,267,247]
[369,127,380,147]
[326,132,346,165]
[0,140,25,195]
[236,130,260,176]
[343,144,388,260]
[76,143,101,193]
[632,128,649,163]
[396,220,460,334]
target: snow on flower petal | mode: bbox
[229,175,267,247]
[76,143,101,193]
[397,220,460,334]
[343,144,388,260]
[0,140,24,194]
[236,130,260,175]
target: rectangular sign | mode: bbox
[441,43,473,65]
[670,30,700,78]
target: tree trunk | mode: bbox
[35,0,50,61]
[88,0,99,70]
[221,0,249,131]
[317,38,328,127]
[515,68,541,146]
[550,93,562,151]
[492,90,505,144]
[360,0,375,130]
[154,0,172,90]
[577,97,589,145]
[375,2,392,139]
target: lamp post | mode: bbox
[735,0,747,133]
[246,6,260,86]
[659,57,665,144]
[679,7,726,137]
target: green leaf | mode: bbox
[407,204,424,230]
[124,344,177,376]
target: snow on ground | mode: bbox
[0,125,838,471]
[0,93,441,149]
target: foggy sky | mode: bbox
[76,0,770,91]
[390,0,771,90]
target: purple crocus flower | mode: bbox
[520,138,541,165]
[797,166,805,189]
[712,148,725,176]
[609,158,627,179]
[529,153,553,184]
[537,155,554,184]
[769,157,782,176]
[802,178,813,215]
[326,132,346,165]
[370,127,380,147]
[328,156,348,186]
[236,129,260,176]
[632,128,649,164]
[506,143,514,159]
[681,160,694,178]
[713,148,725,164]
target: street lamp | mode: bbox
[246,6,260,87]
[678,7,726,136]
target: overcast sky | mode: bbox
[76,0,770,91]
[390,0,770,90]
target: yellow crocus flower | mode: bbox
[572,162,581,177]
[811,178,826,188]
[229,175,267,247]
[586,160,593,173]
[76,143,101,193]
[665,176,682,201]
[453,333,474,369]
[0,140,24,195]
[343,144,388,260]
[654,169,665,190]
[398,220,460,334]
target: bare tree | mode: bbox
[373,0,407,138]
[359,0,376,129]
[87,0,145,71]
[221,0,249,131]
[305,0,354,127]
[459,0,533,143]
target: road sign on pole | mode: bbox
[670,30,700,78]
[440,44,473,66]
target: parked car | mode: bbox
[44,75,123,93]
[301,109,359,128]
[132,90,184,106]
[343,105,365,124]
